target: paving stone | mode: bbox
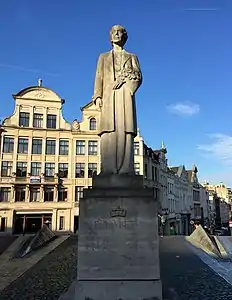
[1,235,232,300]
[160,236,232,300]
[0,235,77,300]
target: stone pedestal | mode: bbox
[76,175,162,300]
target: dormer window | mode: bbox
[89,118,96,130]
[19,112,29,127]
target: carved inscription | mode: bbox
[84,218,138,251]
[85,237,109,251]
[93,218,137,230]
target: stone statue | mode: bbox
[92,25,142,175]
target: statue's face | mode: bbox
[110,26,125,46]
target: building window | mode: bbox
[144,163,148,178]
[75,163,85,178]
[155,167,158,181]
[45,163,55,177]
[1,161,13,177]
[194,204,201,217]
[0,217,6,232]
[154,188,158,200]
[88,163,97,178]
[19,112,30,127]
[89,118,96,130]
[30,187,40,202]
[88,140,98,155]
[15,186,26,202]
[134,162,140,175]
[134,142,140,155]
[32,139,42,154]
[59,216,64,230]
[58,188,68,201]
[46,139,56,155]
[31,162,41,176]
[47,114,57,129]
[0,188,11,202]
[152,166,155,180]
[16,162,27,177]
[76,140,85,155]
[18,138,28,154]
[33,113,43,128]
[58,163,68,178]
[59,139,69,155]
[3,137,14,153]
[75,186,84,202]
[44,186,54,202]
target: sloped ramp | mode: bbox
[0,235,31,265]
[16,225,56,258]
[215,236,232,258]
[186,225,222,258]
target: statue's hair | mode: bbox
[110,25,128,46]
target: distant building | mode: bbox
[0,82,102,234]
[199,184,209,227]
[169,165,192,235]
[203,182,231,230]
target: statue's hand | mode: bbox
[113,79,125,90]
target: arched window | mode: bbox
[89,118,96,130]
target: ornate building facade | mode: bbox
[0,82,102,234]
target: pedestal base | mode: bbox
[77,280,162,300]
[76,175,162,300]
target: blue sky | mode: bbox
[1,0,232,185]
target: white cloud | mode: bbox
[198,134,232,165]
[167,102,200,116]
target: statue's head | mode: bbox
[110,25,128,47]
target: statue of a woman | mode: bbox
[92,25,142,175]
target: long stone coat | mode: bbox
[93,50,142,137]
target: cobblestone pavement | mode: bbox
[1,235,232,299]
[160,236,232,300]
[0,235,77,300]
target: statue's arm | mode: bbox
[92,54,104,102]
[131,54,142,86]
[121,54,142,95]
[113,54,142,91]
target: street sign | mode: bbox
[30,176,41,183]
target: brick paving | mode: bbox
[0,235,77,300]
[1,235,232,299]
